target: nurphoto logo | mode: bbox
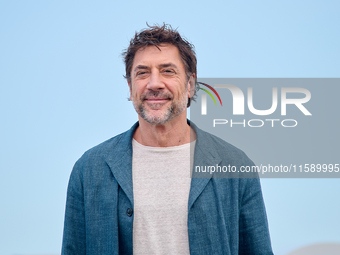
[197,81,312,128]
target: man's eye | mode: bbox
[163,69,175,74]
[136,71,147,76]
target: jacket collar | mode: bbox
[104,121,222,209]
[104,122,139,207]
[189,121,222,209]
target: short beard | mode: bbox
[132,90,187,125]
[139,104,174,125]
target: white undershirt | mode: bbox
[132,139,195,255]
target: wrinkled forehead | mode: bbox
[131,43,185,71]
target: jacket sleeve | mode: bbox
[238,178,274,255]
[61,160,86,255]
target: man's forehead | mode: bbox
[134,44,180,58]
[132,43,183,69]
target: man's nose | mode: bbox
[146,71,165,91]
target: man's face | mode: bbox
[129,44,191,125]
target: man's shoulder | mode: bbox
[76,122,138,165]
[82,132,125,158]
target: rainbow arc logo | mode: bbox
[198,82,223,106]
[198,82,222,115]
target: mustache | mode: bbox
[141,91,173,100]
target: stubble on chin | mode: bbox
[132,92,187,125]
[139,104,174,125]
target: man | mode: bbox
[62,24,273,254]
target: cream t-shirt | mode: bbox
[132,139,195,255]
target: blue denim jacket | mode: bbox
[62,122,273,254]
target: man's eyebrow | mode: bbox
[158,63,178,69]
[133,63,178,73]
[133,65,150,73]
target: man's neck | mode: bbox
[133,113,194,147]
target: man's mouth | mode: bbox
[140,91,173,106]
[145,97,170,103]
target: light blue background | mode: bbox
[1,1,339,254]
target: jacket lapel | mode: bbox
[104,122,139,207]
[188,122,222,209]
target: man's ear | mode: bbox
[187,74,196,98]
